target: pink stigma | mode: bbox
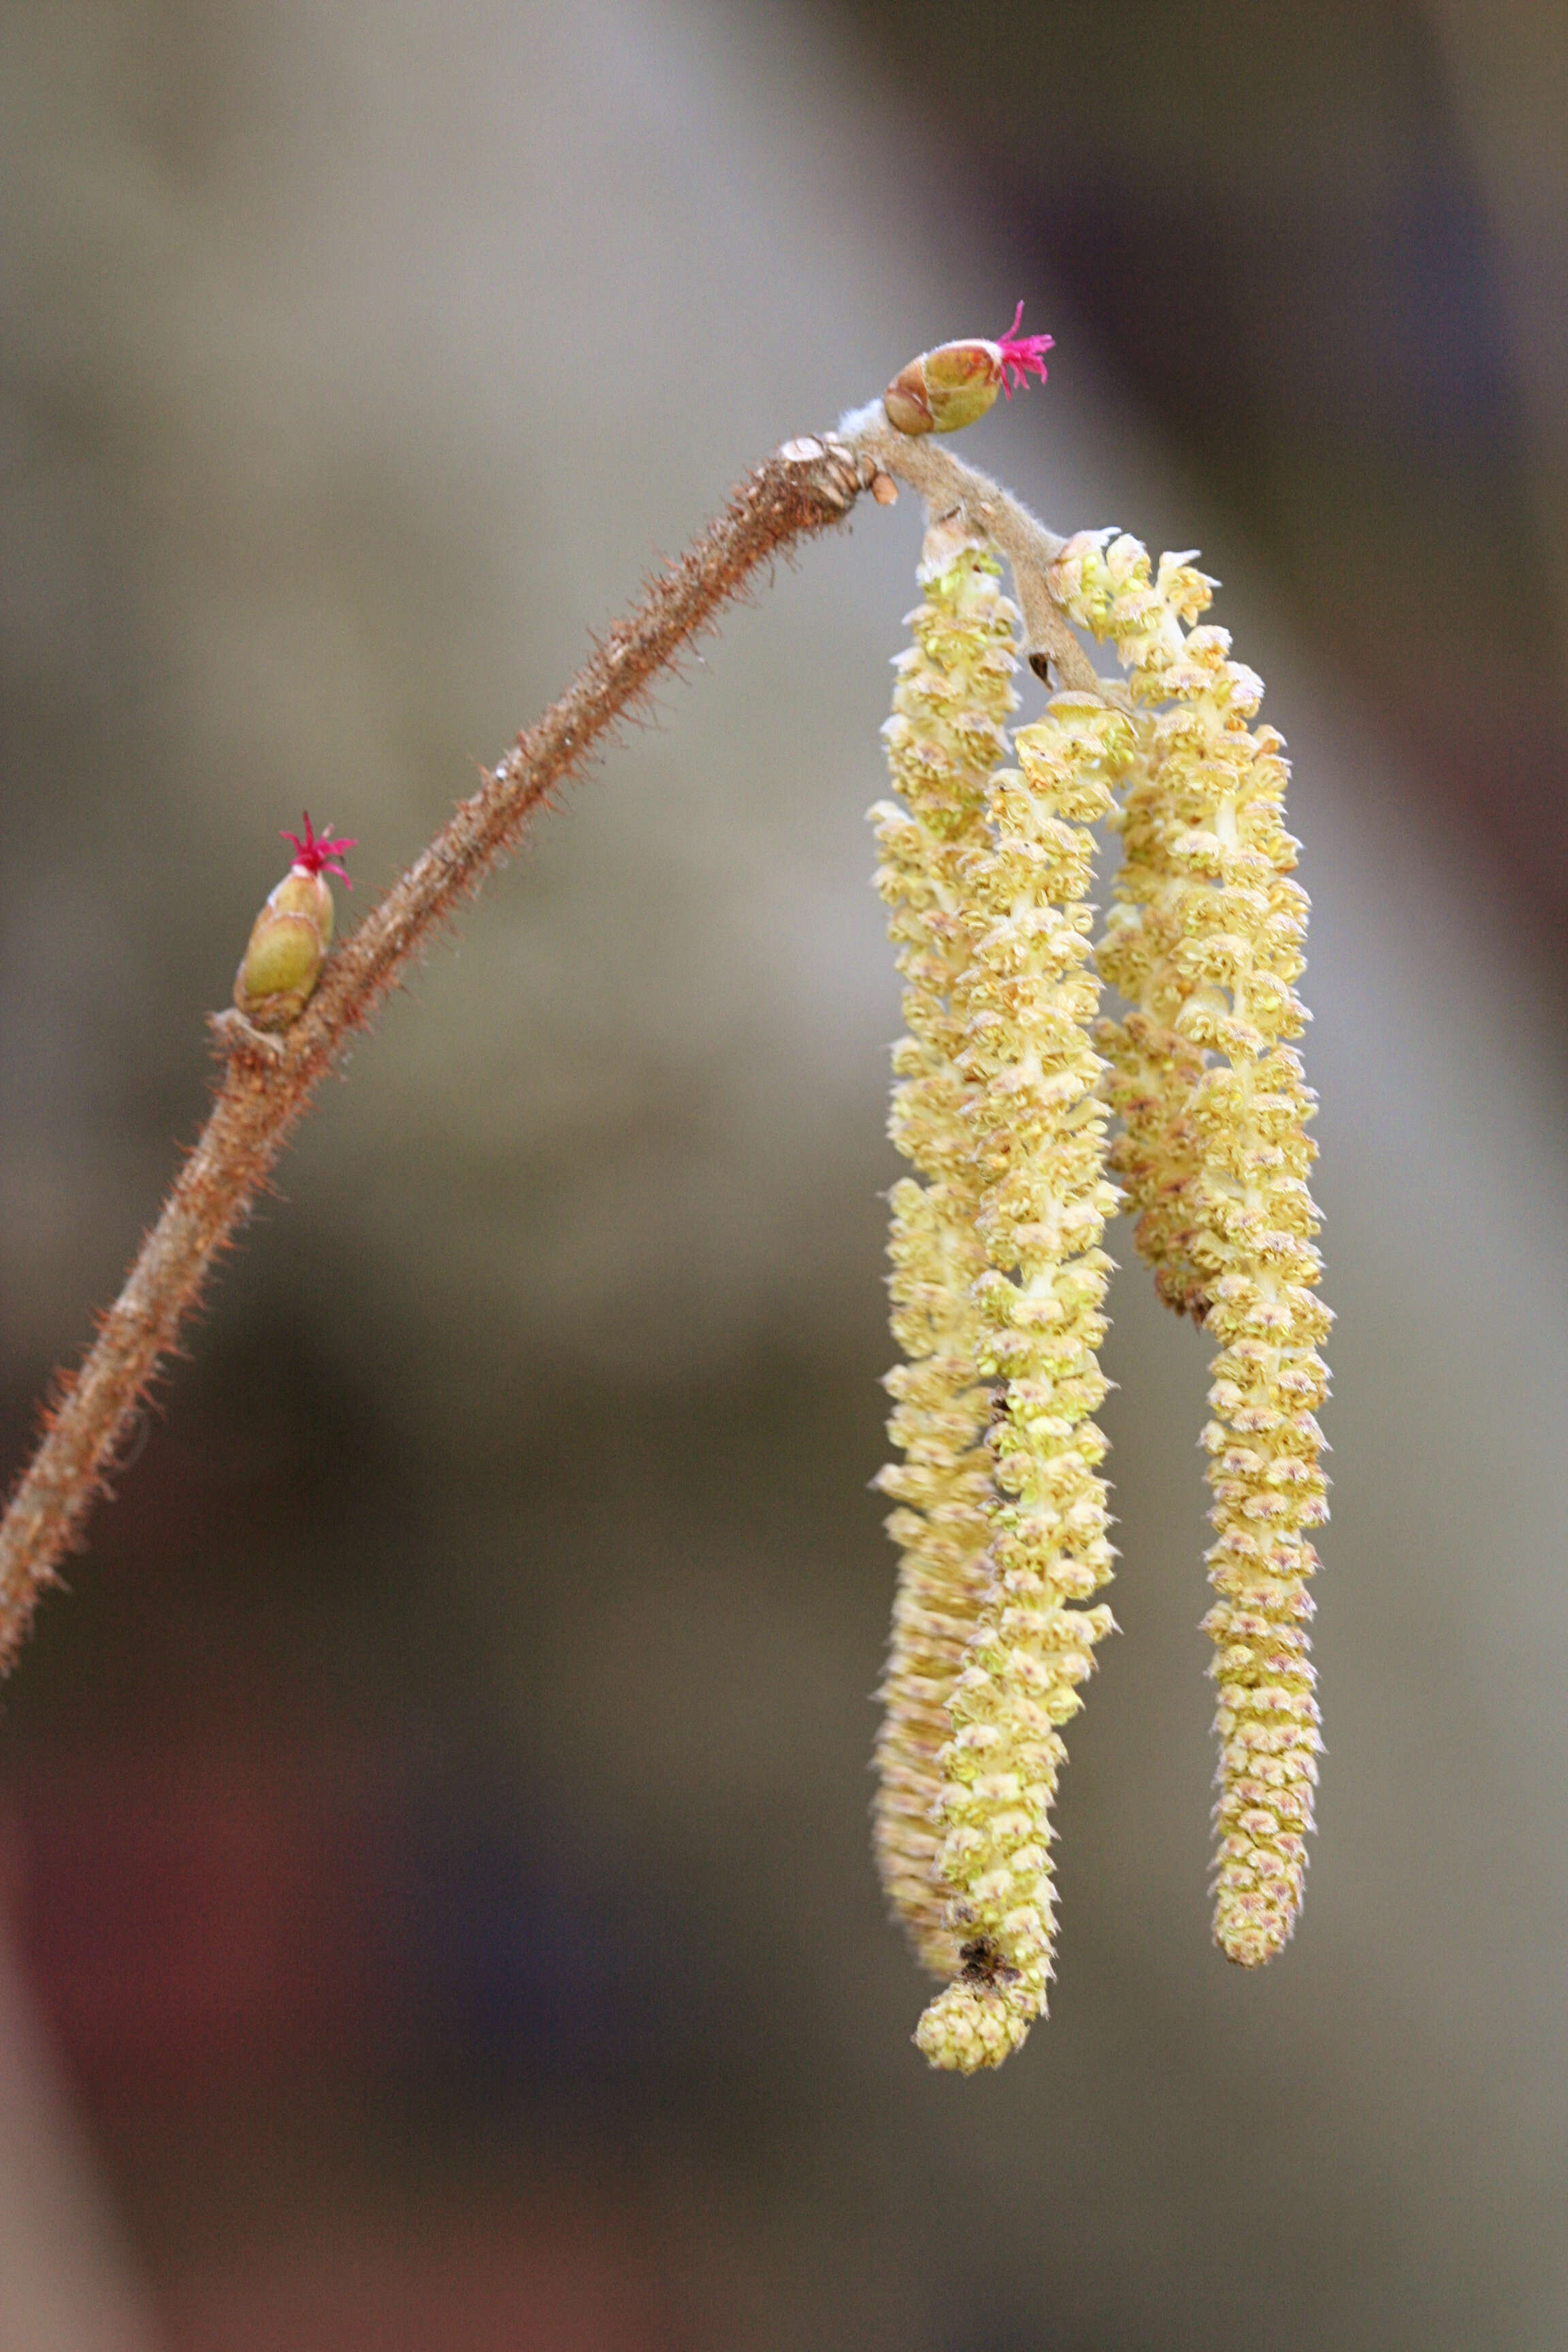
[282,811,357,887]
[996,301,1054,396]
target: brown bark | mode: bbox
[0,434,868,1670]
[0,416,1091,1677]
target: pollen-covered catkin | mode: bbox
[1049,536,1218,1318]
[870,529,1021,1978]
[1051,532,1330,1966]
[913,691,1132,2072]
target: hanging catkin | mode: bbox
[1052,532,1330,1965]
[869,525,1020,1978]
[913,690,1132,2070]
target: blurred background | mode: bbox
[1,0,1567,2344]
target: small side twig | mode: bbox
[0,414,1098,1673]
[845,411,1109,696]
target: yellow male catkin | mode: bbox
[1050,536,1218,1318]
[1051,533,1330,1965]
[870,526,1021,1978]
[914,691,1132,2072]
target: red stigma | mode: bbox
[282,811,357,887]
[996,301,1054,396]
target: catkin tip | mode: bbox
[915,1976,1037,2072]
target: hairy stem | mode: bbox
[847,412,1107,696]
[0,416,1090,1673]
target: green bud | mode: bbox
[918,341,1004,432]
[231,813,356,1031]
[883,342,1004,435]
[233,871,333,1030]
[883,308,1054,437]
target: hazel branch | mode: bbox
[845,410,1108,696]
[0,410,1098,1677]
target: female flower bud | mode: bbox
[233,812,357,1031]
[883,302,1054,436]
